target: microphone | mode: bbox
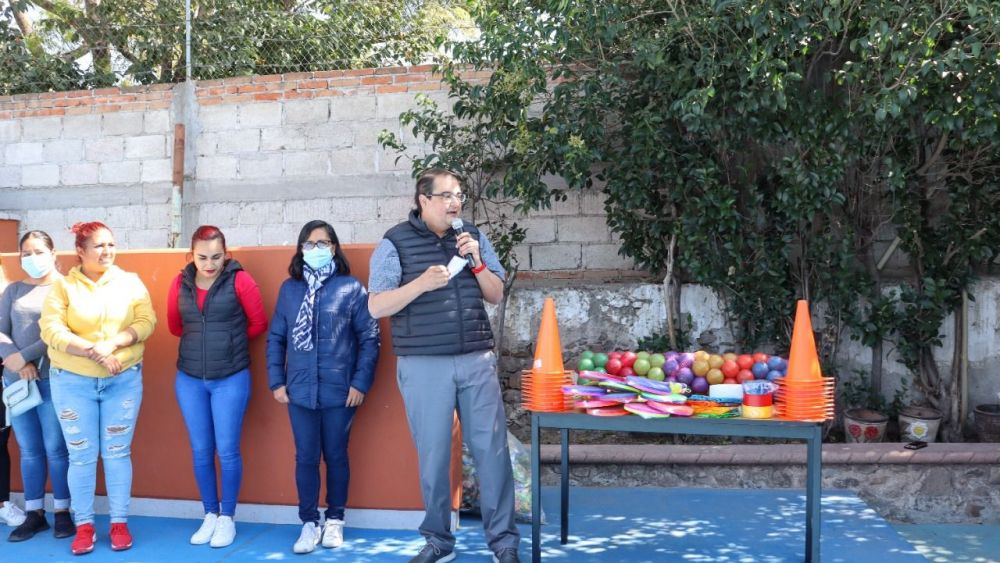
[450,218,476,269]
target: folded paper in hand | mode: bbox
[447,255,467,279]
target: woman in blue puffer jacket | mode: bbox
[266,220,380,555]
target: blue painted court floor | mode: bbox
[1,487,995,562]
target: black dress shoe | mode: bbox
[54,511,76,539]
[8,510,49,542]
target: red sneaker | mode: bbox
[71,523,96,555]
[110,522,133,551]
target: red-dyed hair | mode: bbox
[70,221,112,249]
[191,225,227,253]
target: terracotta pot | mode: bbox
[898,406,942,442]
[973,404,1000,442]
[843,408,888,443]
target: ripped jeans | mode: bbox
[50,365,143,525]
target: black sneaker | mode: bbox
[409,542,456,563]
[54,511,76,539]
[492,547,522,563]
[8,510,49,542]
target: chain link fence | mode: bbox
[1,0,475,96]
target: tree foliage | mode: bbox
[382,0,1000,438]
[1,0,472,94]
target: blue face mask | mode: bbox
[21,254,54,279]
[303,247,334,271]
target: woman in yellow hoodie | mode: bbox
[39,222,156,556]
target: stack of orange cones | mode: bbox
[522,297,573,412]
[773,300,835,421]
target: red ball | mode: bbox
[736,354,754,370]
[620,351,637,368]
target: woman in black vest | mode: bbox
[166,226,267,548]
[266,220,379,554]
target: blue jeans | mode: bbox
[50,365,143,525]
[10,378,70,511]
[287,403,355,524]
[174,369,250,517]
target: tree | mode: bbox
[383,0,1000,439]
[1,0,473,94]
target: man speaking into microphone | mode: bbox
[367,168,521,563]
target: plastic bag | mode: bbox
[461,431,545,523]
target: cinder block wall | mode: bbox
[0,67,634,273]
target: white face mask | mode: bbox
[21,253,54,279]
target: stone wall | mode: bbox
[0,67,632,272]
[536,444,1000,524]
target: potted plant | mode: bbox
[974,400,1000,442]
[839,370,903,443]
[898,405,943,442]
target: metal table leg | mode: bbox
[805,424,822,562]
[531,414,541,563]
[560,428,569,544]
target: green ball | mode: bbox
[647,367,665,381]
[633,358,651,376]
[592,353,609,368]
[636,351,651,362]
[577,358,595,371]
[580,350,595,360]
[649,353,666,368]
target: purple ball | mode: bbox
[676,367,694,385]
[751,362,769,379]
[665,352,679,361]
[663,359,679,376]
[691,376,710,394]
[678,353,695,369]
[766,371,784,382]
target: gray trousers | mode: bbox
[397,350,520,553]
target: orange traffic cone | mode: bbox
[773,300,835,422]
[532,297,565,374]
[785,300,822,382]
[522,297,572,412]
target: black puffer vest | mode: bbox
[384,210,494,356]
[176,260,250,379]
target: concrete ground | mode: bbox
[1,486,995,562]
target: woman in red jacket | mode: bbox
[167,226,267,548]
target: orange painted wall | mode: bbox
[0,220,17,252]
[1,245,461,512]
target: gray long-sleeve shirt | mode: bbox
[0,280,54,385]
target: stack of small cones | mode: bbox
[522,297,573,412]
[773,300,835,421]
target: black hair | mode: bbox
[288,220,351,280]
[414,168,463,213]
[20,230,55,251]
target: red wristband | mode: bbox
[471,262,487,275]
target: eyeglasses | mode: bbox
[302,240,333,250]
[426,191,467,204]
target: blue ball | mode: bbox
[766,370,784,381]
[767,356,783,370]
[751,362,769,379]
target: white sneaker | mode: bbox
[292,522,320,554]
[190,513,218,544]
[321,518,344,548]
[0,501,26,526]
[210,516,236,548]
